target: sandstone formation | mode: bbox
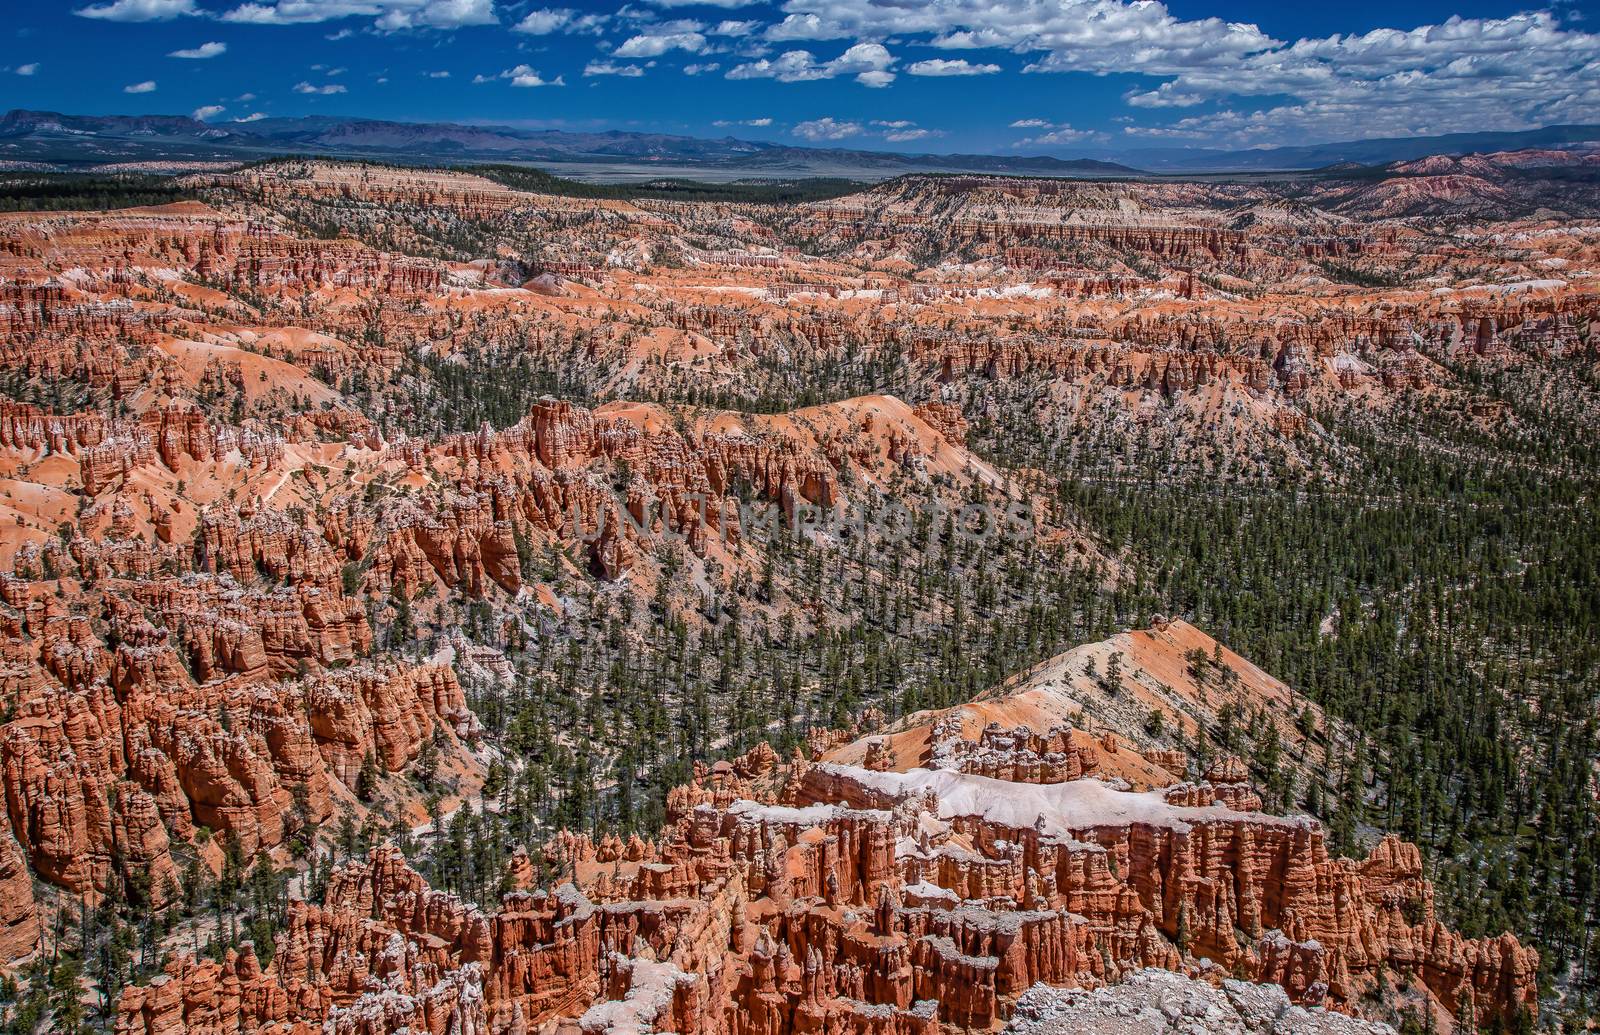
[0,566,476,915]
[116,721,1536,1035]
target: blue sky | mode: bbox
[3,0,1598,154]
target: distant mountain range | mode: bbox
[4,109,1599,180]
[1118,125,1600,172]
[0,109,1134,179]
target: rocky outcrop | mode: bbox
[116,736,1536,1035]
[1004,968,1395,1035]
[924,715,1102,784]
[0,831,39,964]
[360,397,843,589]
[0,566,475,929]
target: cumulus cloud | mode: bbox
[510,69,562,86]
[1108,12,1600,143]
[793,117,862,141]
[1012,122,1106,146]
[871,119,941,142]
[76,0,197,21]
[293,81,347,93]
[683,62,721,75]
[765,0,1600,145]
[567,13,610,34]
[728,41,895,86]
[14,64,40,76]
[767,0,1275,73]
[792,116,940,143]
[513,7,572,34]
[765,14,847,42]
[584,60,646,77]
[614,30,707,57]
[1123,82,1203,108]
[192,104,226,120]
[235,111,269,121]
[646,0,757,7]
[169,41,228,59]
[714,117,773,126]
[425,69,451,77]
[727,51,825,82]
[123,80,158,93]
[906,58,999,76]
[474,64,564,86]
[710,20,758,37]
[222,0,496,30]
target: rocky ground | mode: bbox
[1005,969,1396,1035]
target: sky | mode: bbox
[2,0,1598,155]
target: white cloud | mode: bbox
[683,62,721,75]
[1009,118,1050,128]
[584,60,646,77]
[867,119,942,142]
[710,20,757,37]
[222,0,496,30]
[728,41,895,86]
[426,69,451,77]
[567,12,609,34]
[235,112,269,121]
[1014,124,1106,146]
[906,58,999,76]
[169,41,227,59]
[293,81,348,94]
[791,116,940,143]
[376,0,496,29]
[475,64,564,86]
[646,0,756,7]
[513,7,571,34]
[1123,82,1203,108]
[76,0,197,21]
[14,64,39,76]
[793,117,862,141]
[768,0,1600,145]
[766,13,848,42]
[123,80,158,93]
[613,31,707,57]
[1105,12,1600,144]
[713,117,772,126]
[827,41,893,80]
[769,0,1276,74]
[729,50,827,82]
[192,104,226,120]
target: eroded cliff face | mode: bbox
[116,720,1536,1035]
[0,386,1008,973]
[0,569,477,915]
